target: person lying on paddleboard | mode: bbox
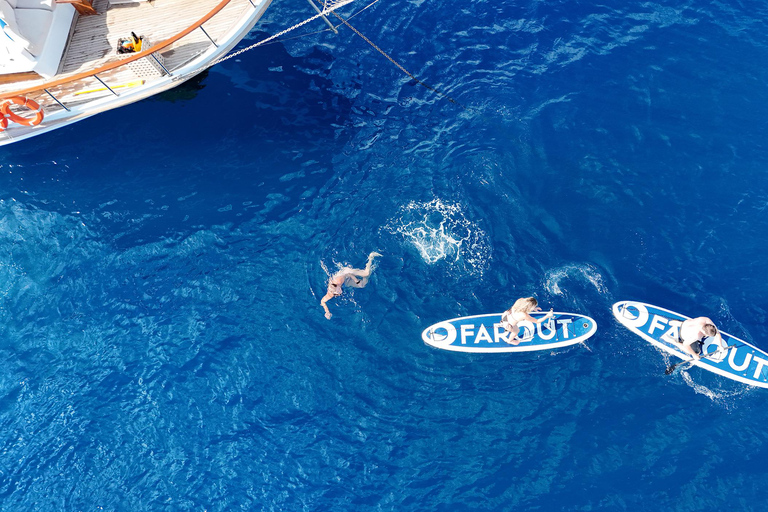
[679,317,722,360]
[500,297,554,344]
[320,252,382,320]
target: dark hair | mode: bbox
[703,324,717,337]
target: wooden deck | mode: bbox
[0,0,253,106]
[61,0,251,75]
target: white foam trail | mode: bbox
[680,370,721,400]
[544,263,608,296]
[385,199,490,277]
[678,368,751,407]
[319,260,334,279]
[660,349,750,407]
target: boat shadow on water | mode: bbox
[153,70,210,103]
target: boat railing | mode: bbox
[0,0,253,121]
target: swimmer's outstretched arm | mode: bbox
[320,292,334,319]
[712,329,723,348]
[521,309,554,324]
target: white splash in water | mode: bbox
[679,370,751,407]
[385,199,490,277]
[661,350,752,407]
[545,263,608,296]
[680,370,720,400]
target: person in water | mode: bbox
[500,297,554,344]
[679,316,722,360]
[321,252,382,320]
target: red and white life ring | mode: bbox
[0,96,44,129]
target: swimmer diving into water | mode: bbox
[321,252,382,320]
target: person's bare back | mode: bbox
[679,316,721,360]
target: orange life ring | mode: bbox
[0,96,44,127]
[0,116,7,133]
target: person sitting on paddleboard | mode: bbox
[679,317,722,360]
[500,297,554,345]
[320,252,382,320]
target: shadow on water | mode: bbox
[0,34,358,248]
[154,69,210,103]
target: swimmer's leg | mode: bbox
[346,252,382,286]
[360,252,381,276]
[510,324,525,345]
[333,268,367,288]
[502,325,522,345]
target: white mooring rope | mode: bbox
[207,0,356,69]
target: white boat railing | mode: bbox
[0,0,251,136]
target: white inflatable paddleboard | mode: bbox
[613,300,768,388]
[422,312,597,353]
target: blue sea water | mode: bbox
[2,0,768,509]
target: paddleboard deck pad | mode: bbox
[421,312,597,353]
[613,301,768,388]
